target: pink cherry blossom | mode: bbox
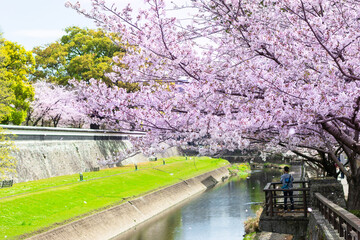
[68,0,360,208]
[28,81,89,127]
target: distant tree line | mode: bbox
[0,26,137,128]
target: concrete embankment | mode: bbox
[28,165,230,240]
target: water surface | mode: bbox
[113,169,281,240]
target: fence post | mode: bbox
[303,189,308,217]
[349,230,357,240]
[265,191,269,216]
[330,210,335,227]
[341,223,347,239]
[334,214,339,233]
[347,223,352,240]
[272,184,277,207]
[339,218,345,237]
[325,206,329,221]
[269,191,274,217]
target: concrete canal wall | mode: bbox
[1,125,180,182]
[28,165,230,240]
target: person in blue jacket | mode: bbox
[281,166,294,211]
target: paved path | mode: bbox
[289,165,302,181]
[339,177,349,200]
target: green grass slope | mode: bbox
[0,156,229,239]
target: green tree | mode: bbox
[0,128,16,180]
[0,37,35,125]
[32,26,128,87]
[0,36,14,121]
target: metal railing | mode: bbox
[314,193,360,240]
[263,180,310,217]
[0,124,144,141]
[0,180,13,188]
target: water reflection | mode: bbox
[113,169,281,240]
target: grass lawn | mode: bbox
[0,156,229,239]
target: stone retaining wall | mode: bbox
[0,125,179,183]
[259,212,309,239]
[309,178,346,208]
[306,210,342,240]
[13,140,180,183]
[28,165,230,240]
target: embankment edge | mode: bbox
[28,165,230,240]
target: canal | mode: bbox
[113,169,282,240]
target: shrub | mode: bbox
[244,207,263,234]
[350,210,360,218]
[243,232,256,240]
[228,163,250,177]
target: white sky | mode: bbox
[0,0,146,50]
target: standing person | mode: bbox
[339,155,345,179]
[281,166,294,211]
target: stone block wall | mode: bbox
[12,140,181,183]
[259,213,309,239]
[309,178,346,208]
[306,210,342,240]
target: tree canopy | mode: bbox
[0,36,14,122]
[0,37,35,125]
[68,0,360,209]
[32,26,126,86]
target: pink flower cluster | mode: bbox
[66,0,360,163]
[28,81,89,127]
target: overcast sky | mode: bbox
[0,0,146,50]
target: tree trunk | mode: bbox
[347,179,360,210]
[322,156,337,177]
[90,123,100,129]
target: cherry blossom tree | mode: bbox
[27,81,88,127]
[68,0,360,209]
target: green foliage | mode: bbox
[0,38,35,124]
[229,162,251,177]
[350,210,360,218]
[0,78,14,121]
[279,164,290,169]
[32,26,134,89]
[0,128,16,180]
[244,232,256,240]
[0,157,229,238]
[266,152,284,162]
[263,162,289,169]
[0,35,12,120]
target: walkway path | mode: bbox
[289,165,302,181]
[339,177,349,200]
